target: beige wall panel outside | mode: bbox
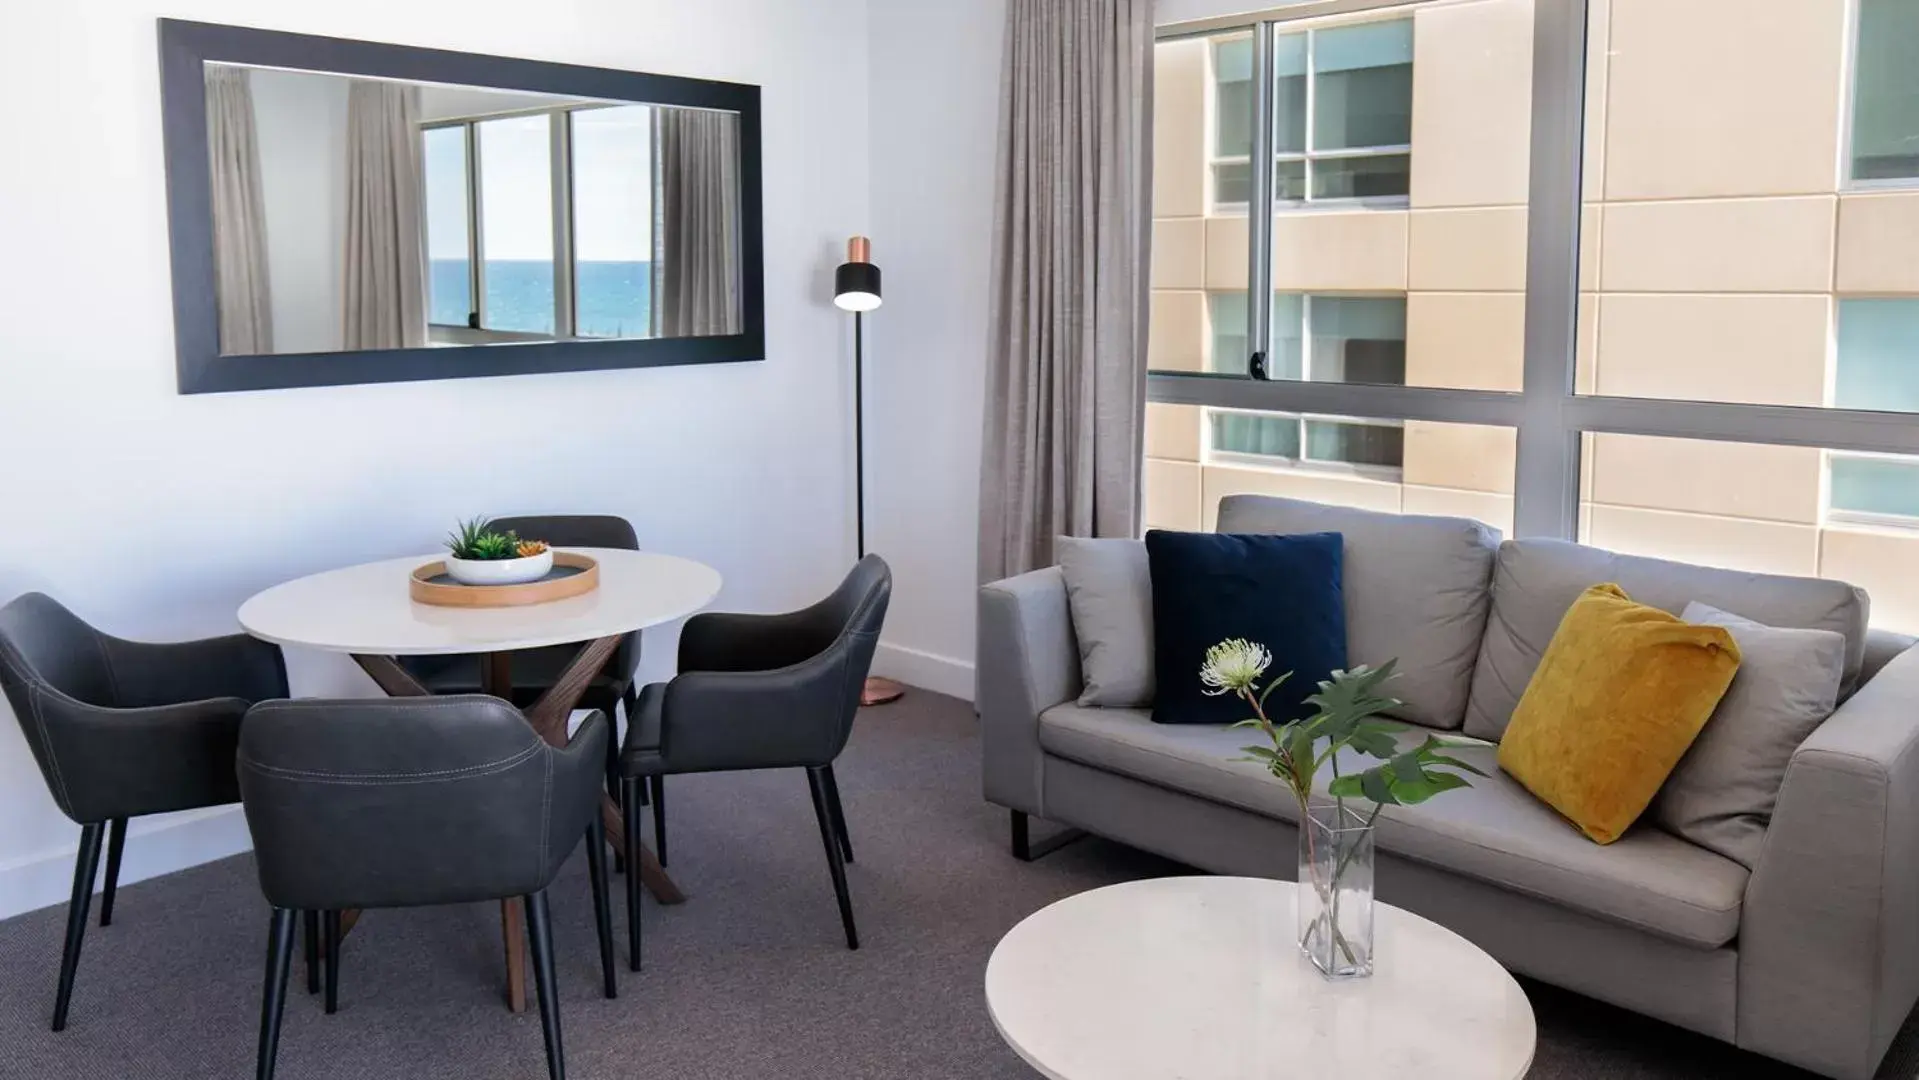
[1408,207,1529,291]
[1153,217,1208,291]
[1145,458,1204,533]
[1270,209,1409,291]
[1403,420,1517,494]
[1587,434,1824,525]
[1575,293,1597,394]
[1584,504,1821,578]
[1145,402,1203,462]
[1402,485,1515,537]
[1821,527,1919,634]
[1408,0,1534,209]
[1407,291,1525,392]
[1593,293,1830,407]
[1201,465,1402,529]
[1205,216,1251,290]
[1601,0,1847,200]
[1579,203,1600,291]
[1582,0,1610,199]
[1149,290,1209,372]
[1836,193,1919,295]
[1154,38,1208,219]
[1599,197,1837,294]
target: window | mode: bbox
[1210,35,1255,208]
[1831,454,1919,521]
[1851,0,1919,183]
[423,103,656,341]
[1835,299,1919,414]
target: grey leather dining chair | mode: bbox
[398,514,652,852]
[618,555,890,970]
[0,592,287,1032]
[237,696,615,1080]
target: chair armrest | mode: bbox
[657,642,868,773]
[678,610,823,673]
[35,694,247,823]
[544,711,610,877]
[977,567,1081,815]
[102,632,288,708]
[1738,642,1919,1079]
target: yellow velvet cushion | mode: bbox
[1497,583,1742,844]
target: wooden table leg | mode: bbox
[479,655,530,1015]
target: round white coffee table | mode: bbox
[985,877,1535,1080]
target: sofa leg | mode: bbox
[1010,810,1085,862]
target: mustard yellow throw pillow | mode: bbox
[1498,583,1742,844]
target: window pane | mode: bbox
[570,105,654,339]
[1836,299,1919,413]
[1214,37,1255,160]
[1208,292,1249,375]
[1154,31,1250,374]
[1831,455,1919,519]
[1271,293,1305,379]
[1145,404,1514,534]
[1312,20,1413,151]
[423,125,472,328]
[1274,32,1308,154]
[1852,0,1919,182]
[1310,153,1410,199]
[1308,296,1406,384]
[1213,161,1252,206]
[1275,159,1308,201]
[478,113,555,334]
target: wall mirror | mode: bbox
[158,20,763,393]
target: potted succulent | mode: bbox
[1201,641,1485,980]
[443,517,553,586]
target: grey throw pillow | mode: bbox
[1654,601,1846,868]
[1057,537,1154,708]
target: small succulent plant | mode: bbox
[447,517,544,561]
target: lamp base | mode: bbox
[861,676,906,707]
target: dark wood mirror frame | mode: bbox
[157,19,765,394]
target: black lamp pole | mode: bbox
[834,236,901,706]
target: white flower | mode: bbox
[1199,638,1272,697]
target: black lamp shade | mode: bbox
[835,261,882,312]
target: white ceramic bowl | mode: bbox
[444,549,554,586]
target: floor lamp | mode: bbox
[836,236,905,707]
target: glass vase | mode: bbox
[1297,801,1376,980]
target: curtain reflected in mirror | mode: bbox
[204,63,745,357]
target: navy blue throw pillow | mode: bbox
[1145,529,1347,726]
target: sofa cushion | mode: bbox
[1057,537,1155,708]
[1038,704,1748,947]
[1465,539,1869,741]
[1215,494,1498,730]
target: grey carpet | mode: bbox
[0,689,1913,1079]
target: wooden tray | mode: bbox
[409,552,600,608]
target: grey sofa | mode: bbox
[979,494,1919,1080]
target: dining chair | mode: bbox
[618,555,890,970]
[237,696,615,1080]
[398,514,653,853]
[0,592,287,1032]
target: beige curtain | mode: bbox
[206,67,274,356]
[978,0,1154,583]
[341,81,427,350]
[656,108,743,337]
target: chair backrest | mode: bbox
[0,593,118,709]
[238,696,597,910]
[492,514,642,677]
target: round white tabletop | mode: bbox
[238,548,723,656]
[985,877,1535,1080]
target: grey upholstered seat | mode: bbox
[618,555,891,969]
[0,592,287,1032]
[237,696,615,1080]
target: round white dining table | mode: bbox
[238,547,721,1012]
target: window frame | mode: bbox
[1151,0,1919,545]
[1841,0,1919,191]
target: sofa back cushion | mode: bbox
[1215,495,1499,729]
[1464,539,1869,741]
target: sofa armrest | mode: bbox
[1738,642,1919,1080]
[977,567,1082,815]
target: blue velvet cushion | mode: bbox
[1145,529,1347,725]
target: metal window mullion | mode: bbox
[1148,372,1526,428]
[468,122,486,329]
[1247,22,1278,380]
[1303,28,1318,203]
[1512,0,1590,540]
[551,110,575,339]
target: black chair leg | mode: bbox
[99,818,127,928]
[303,911,320,995]
[605,698,626,876]
[524,890,566,1080]
[621,776,643,972]
[821,764,853,864]
[805,767,859,951]
[583,819,617,999]
[256,908,297,1080]
[650,776,667,866]
[323,911,341,1014]
[51,822,105,1032]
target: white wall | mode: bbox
[0,0,870,918]
[249,67,348,355]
